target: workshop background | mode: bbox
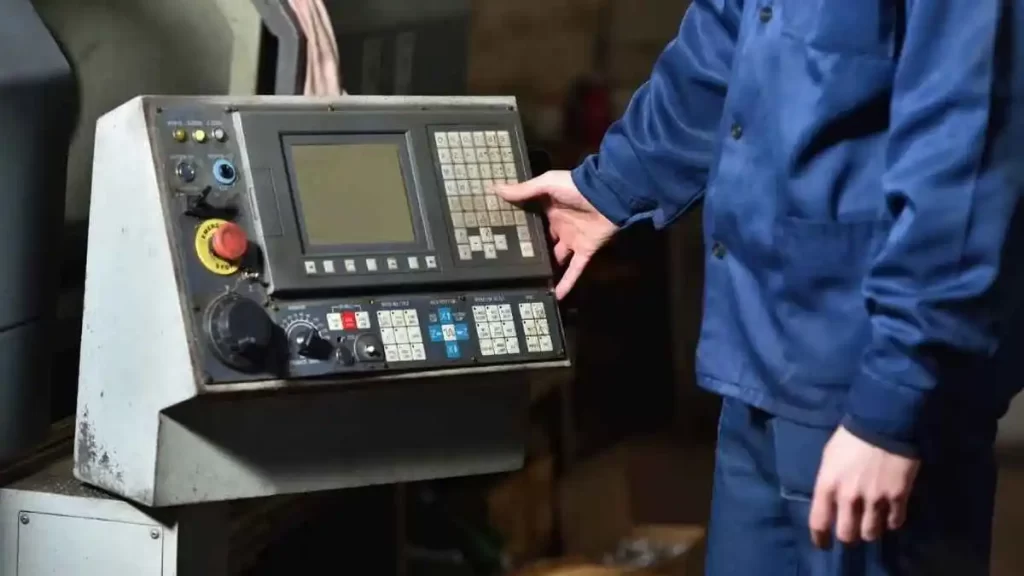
[21,0,1024,573]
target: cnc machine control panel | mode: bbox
[148,96,566,385]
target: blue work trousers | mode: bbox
[705,398,997,575]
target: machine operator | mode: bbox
[499,1,1024,574]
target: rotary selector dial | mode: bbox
[282,313,333,361]
[204,293,275,372]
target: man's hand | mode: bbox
[495,171,618,299]
[809,426,921,548]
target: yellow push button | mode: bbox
[193,129,207,143]
[172,128,187,142]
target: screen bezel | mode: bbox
[281,133,429,256]
[234,107,553,296]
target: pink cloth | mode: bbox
[288,0,344,96]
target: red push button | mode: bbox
[211,222,248,261]
[342,312,357,330]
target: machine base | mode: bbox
[0,457,229,576]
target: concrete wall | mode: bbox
[32,0,262,223]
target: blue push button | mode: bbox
[428,325,444,342]
[455,323,470,341]
[445,342,461,359]
[439,307,453,323]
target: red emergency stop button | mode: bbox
[211,222,248,261]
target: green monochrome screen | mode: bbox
[290,142,417,246]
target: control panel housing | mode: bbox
[75,95,568,507]
[148,96,567,386]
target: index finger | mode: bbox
[494,175,549,204]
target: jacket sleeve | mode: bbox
[570,0,741,229]
[843,1,1024,455]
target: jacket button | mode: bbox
[730,123,743,140]
[711,242,727,259]
[759,6,773,22]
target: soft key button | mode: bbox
[404,309,420,327]
[398,345,413,361]
[390,310,407,327]
[526,336,540,352]
[412,344,427,361]
[506,338,521,354]
[488,323,504,339]
[327,313,344,331]
[355,311,372,330]
[539,336,554,352]
[476,323,491,339]
[376,311,392,328]
[493,339,508,355]
[523,320,537,336]
[479,339,494,356]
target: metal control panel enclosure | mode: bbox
[75,96,569,508]
[154,96,566,386]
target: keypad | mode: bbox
[471,302,552,356]
[426,306,472,360]
[517,302,553,353]
[376,309,427,363]
[433,129,535,262]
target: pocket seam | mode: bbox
[779,486,813,503]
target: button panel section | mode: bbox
[302,254,439,277]
[432,128,537,263]
[259,289,566,382]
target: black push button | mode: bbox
[730,123,743,140]
[759,6,773,23]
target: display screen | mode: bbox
[290,143,417,246]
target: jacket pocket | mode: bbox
[771,417,832,502]
[779,0,898,58]
[775,217,889,389]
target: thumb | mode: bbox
[495,174,551,204]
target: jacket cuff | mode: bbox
[840,414,919,458]
[843,368,928,458]
[570,156,637,227]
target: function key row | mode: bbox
[434,130,512,149]
[304,255,438,276]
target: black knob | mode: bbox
[176,161,197,183]
[354,334,385,363]
[336,344,356,367]
[204,294,275,372]
[294,326,333,360]
[184,185,239,220]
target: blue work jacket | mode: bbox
[572,0,1024,455]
